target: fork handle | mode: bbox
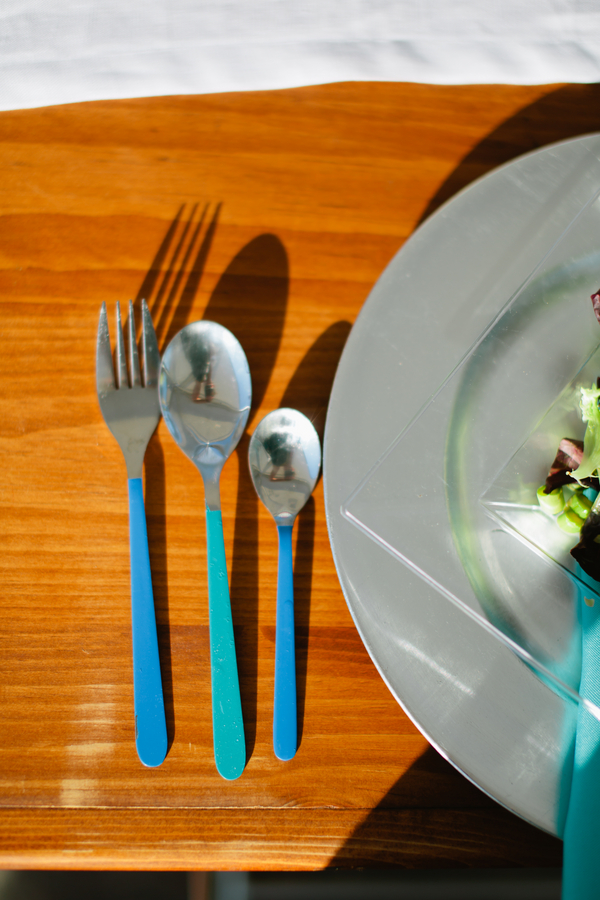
[128,478,168,768]
[274,524,297,761]
[205,508,246,780]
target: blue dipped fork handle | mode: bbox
[128,477,168,768]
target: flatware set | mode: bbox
[96,304,320,777]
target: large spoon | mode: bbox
[159,320,251,780]
[248,409,321,760]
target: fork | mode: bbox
[96,299,168,768]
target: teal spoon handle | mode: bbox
[563,585,600,899]
[128,477,168,768]
[205,508,246,780]
[274,524,297,761]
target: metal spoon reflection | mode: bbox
[159,320,251,780]
[248,408,321,760]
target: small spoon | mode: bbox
[248,408,321,760]
[159,320,251,780]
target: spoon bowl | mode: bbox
[159,320,251,780]
[249,408,321,525]
[159,320,251,504]
[249,408,321,760]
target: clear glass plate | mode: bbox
[343,186,600,719]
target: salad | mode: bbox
[538,289,600,582]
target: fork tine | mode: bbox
[96,302,116,395]
[115,302,129,388]
[128,301,141,387]
[141,299,160,387]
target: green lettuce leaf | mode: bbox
[570,385,600,483]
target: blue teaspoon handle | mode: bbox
[128,478,168,768]
[274,523,297,761]
[205,508,246,780]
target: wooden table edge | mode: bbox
[0,806,562,870]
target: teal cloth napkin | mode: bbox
[562,580,600,898]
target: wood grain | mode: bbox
[0,807,561,871]
[1,80,599,868]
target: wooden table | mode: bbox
[1,80,599,871]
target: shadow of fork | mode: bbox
[129,202,222,750]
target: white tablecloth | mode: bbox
[1,0,599,112]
